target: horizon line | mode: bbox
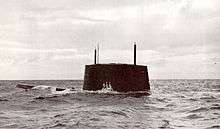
[0,78,219,81]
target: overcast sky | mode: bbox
[0,0,219,80]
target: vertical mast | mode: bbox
[134,43,136,65]
[94,48,97,64]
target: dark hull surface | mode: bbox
[83,64,150,92]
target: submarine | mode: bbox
[16,44,150,94]
[83,44,150,92]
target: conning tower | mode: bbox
[83,44,150,92]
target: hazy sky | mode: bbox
[0,0,219,79]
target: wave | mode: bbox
[0,98,8,101]
[190,107,209,113]
[33,95,69,104]
[50,123,66,128]
[200,96,216,100]
[189,105,220,113]
[185,114,203,119]
[105,110,129,118]
[158,120,170,129]
[206,125,220,129]
[209,104,220,110]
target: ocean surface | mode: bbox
[0,80,219,129]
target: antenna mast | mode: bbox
[134,43,136,65]
[94,48,97,64]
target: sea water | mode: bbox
[0,80,219,129]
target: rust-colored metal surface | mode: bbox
[83,64,150,92]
